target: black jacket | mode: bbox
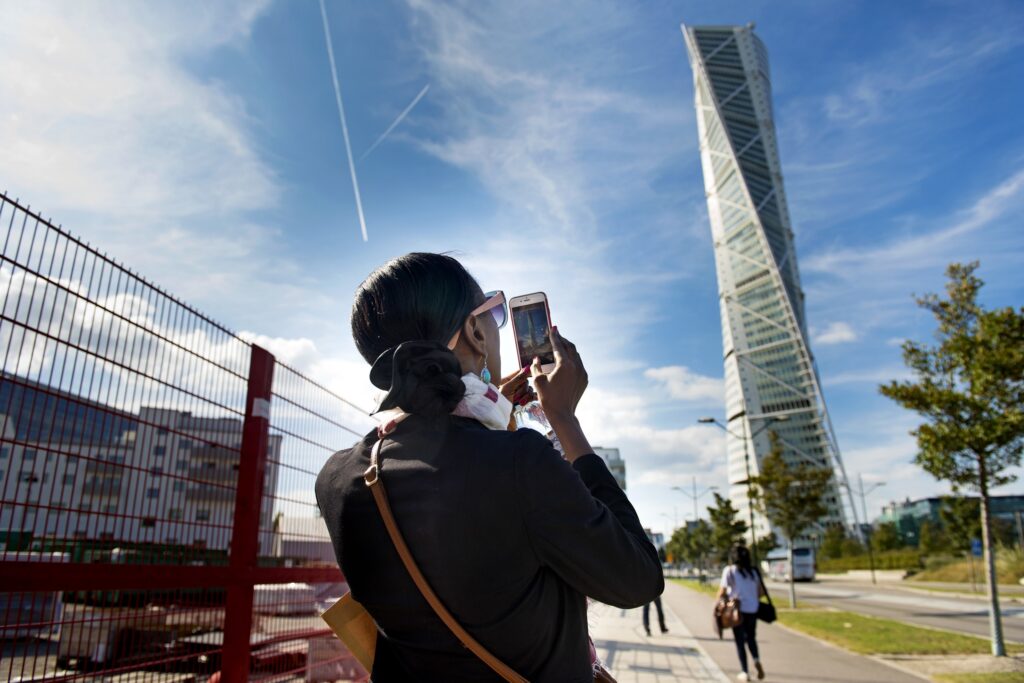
[315,414,663,682]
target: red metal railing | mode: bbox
[0,193,370,681]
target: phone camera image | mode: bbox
[513,302,554,366]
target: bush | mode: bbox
[818,548,923,573]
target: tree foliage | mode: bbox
[821,526,847,559]
[879,261,1023,656]
[707,492,748,564]
[666,520,713,567]
[749,433,833,545]
[871,521,905,553]
[879,262,1024,493]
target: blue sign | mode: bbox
[971,538,983,557]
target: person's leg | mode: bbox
[745,616,763,679]
[654,594,668,632]
[642,602,651,635]
[732,624,748,675]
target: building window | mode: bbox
[147,488,160,499]
[179,439,192,450]
[23,449,37,461]
[0,469,4,481]
[63,474,75,486]
[157,427,169,435]
[173,481,186,492]
[108,455,125,465]
[196,509,211,522]
[0,447,9,459]
[45,451,56,463]
[103,504,118,514]
[153,446,166,457]
[20,471,37,483]
[141,517,157,528]
[168,508,183,521]
[176,459,188,471]
[150,466,163,477]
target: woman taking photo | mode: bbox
[717,544,766,681]
[316,253,663,682]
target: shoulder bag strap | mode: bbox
[756,568,773,606]
[364,438,529,683]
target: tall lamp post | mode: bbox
[698,414,788,567]
[672,477,717,526]
[849,474,885,584]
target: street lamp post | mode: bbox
[850,473,885,584]
[698,414,788,567]
[672,477,717,527]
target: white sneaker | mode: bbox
[736,674,749,682]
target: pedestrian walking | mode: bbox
[716,544,766,681]
[316,253,663,682]
[642,594,668,636]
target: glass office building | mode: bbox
[682,23,854,541]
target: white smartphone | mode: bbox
[509,292,555,373]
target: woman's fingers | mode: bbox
[499,367,529,387]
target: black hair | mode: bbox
[731,543,754,579]
[352,253,483,417]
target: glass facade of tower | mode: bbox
[682,24,854,541]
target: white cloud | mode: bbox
[0,1,276,220]
[812,321,858,346]
[643,366,723,403]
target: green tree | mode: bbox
[871,521,904,553]
[667,520,714,579]
[919,520,948,554]
[841,537,866,557]
[754,532,778,562]
[940,495,982,556]
[821,526,847,559]
[750,433,834,607]
[707,492,748,565]
[880,262,1024,656]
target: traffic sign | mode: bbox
[971,538,983,557]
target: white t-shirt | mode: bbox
[720,565,761,614]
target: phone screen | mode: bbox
[513,302,554,367]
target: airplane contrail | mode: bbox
[359,84,430,163]
[319,0,368,242]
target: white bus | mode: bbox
[763,547,815,582]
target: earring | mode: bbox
[480,355,492,385]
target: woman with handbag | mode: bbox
[716,544,767,681]
[315,253,664,682]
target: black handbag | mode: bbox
[756,571,777,623]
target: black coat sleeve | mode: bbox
[514,430,664,608]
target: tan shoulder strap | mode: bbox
[364,438,529,683]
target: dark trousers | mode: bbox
[642,595,666,631]
[731,612,760,673]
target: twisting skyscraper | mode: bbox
[682,23,856,542]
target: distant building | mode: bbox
[877,495,1024,543]
[593,446,626,490]
[0,378,280,554]
[272,515,335,564]
[644,528,666,551]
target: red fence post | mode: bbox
[222,344,275,683]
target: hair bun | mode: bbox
[370,341,466,417]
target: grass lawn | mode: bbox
[670,577,718,598]
[778,610,1024,656]
[933,674,1024,683]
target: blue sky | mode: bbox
[3,0,1023,536]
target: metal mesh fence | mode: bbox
[1,194,368,681]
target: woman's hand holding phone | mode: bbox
[529,327,587,420]
[530,327,592,462]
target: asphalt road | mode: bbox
[774,577,1024,644]
[661,581,925,683]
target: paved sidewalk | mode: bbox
[660,580,927,683]
[589,599,729,682]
